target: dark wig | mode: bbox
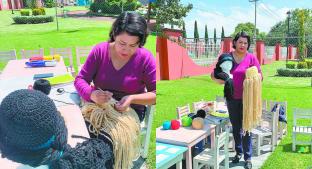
[109,11,148,47]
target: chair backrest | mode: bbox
[50,47,73,67]
[141,105,154,158]
[21,48,44,59]
[293,108,312,126]
[213,127,229,166]
[193,99,205,112]
[260,104,279,130]
[176,104,191,119]
[0,50,17,62]
[76,46,93,69]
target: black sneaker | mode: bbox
[244,160,252,169]
[231,154,242,163]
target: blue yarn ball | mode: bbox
[162,121,171,130]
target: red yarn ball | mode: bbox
[171,120,180,130]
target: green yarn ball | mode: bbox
[181,116,192,127]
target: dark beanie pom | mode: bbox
[33,79,51,95]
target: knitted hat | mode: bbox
[0,89,68,167]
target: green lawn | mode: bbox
[0,7,156,72]
[155,61,312,169]
[0,7,156,168]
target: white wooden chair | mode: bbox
[21,48,44,59]
[193,127,229,169]
[0,49,17,74]
[193,99,206,112]
[292,108,312,152]
[140,105,155,158]
[252,105,279,156]
[269,101,288,139]
[176,104,191,119]
[76,46,93,71]
[50,48,74,74]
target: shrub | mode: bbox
[304,59,312,69]
[38,8,46,15]
[20,10,30,16]
[90,1,138,15]
[44,0,55,8]
[13,16,54,24]
[277,68,312,77]
[286,62,296,69]
[297,62,308,69]
[32,9,41,16]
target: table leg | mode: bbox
[210,127,216,149]
[185,148,192,169]
[176,160,182,169]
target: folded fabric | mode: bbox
[25,60,57,67]
[214,53,234,100]
[271,103,287,123]
[45,74,74,85]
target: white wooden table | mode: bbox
[156,120,216,169]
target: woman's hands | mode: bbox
[115,95,133,112]
[90,90,113,104]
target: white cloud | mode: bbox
[184,4,291,38]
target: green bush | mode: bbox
[286,62,296,69]
[13,16,54,24]
[38,8,46,15]
[297,62,308,69]
[20,10,30,16]
[32,9,41,16]
[277,68,312,77]
[44,0,55,8]
[304,59,312,69]
[90,1,138,15]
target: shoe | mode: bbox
[244,160,252,169]
[231,154,242,163]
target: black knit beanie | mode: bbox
[0,89,114,169]
[0,89,68,167]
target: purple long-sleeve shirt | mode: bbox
[74,42,156,112]
[231,52,262,99]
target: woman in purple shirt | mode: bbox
[74,11,156,122]
[212,32,262,169]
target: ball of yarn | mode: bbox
[181,116,192,127]
[171,120,180,130]
[196,109,206,118]
[162,121,171,130]
[192,117,204,129]
[33,79,51,95]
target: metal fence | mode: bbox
[184,38,222,66]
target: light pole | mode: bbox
[55,0,59,31]
[249,0,259,41]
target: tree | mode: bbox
[213,28,217,45]
[194,20,199,39]
[266,9,312,57]
[231,22,259,42]
[205,25,208,56]
[298,10,306,60]
[221,26,225,39]
[194,20,199,58]
[182,21,187,38]
[205,25,208,44]
[155,0,193,33]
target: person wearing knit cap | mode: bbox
[0,89,114,169]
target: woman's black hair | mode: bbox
[109,11,148,47]
[232,31,251,50]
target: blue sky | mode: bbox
[180,0,312,38]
